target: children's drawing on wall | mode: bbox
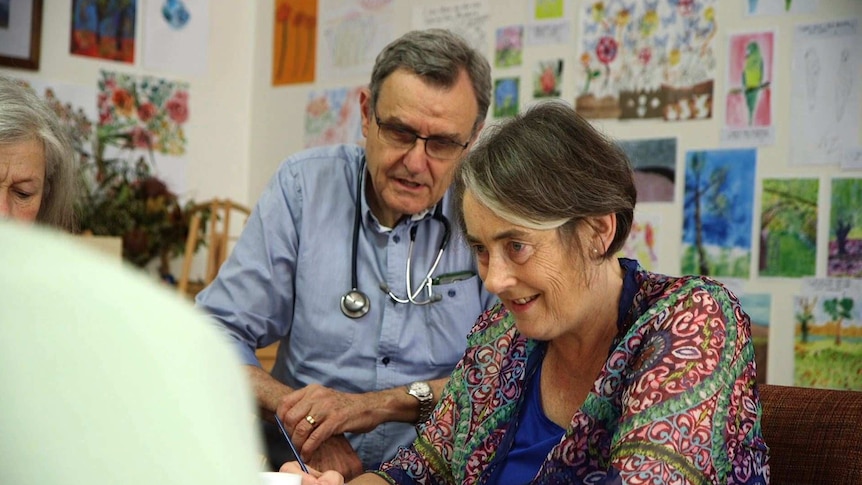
[493,77,519,118]
[745,0,818,16]
[70,0,137,63]
[533,0,564,20]
[617,137,677,203]
[0,0,8,28]
[533,59,562,99]
[273,0,318,85]
[621,211,660,271]
[790,18,861,166]
[794,278,862,391]
[412,0,490,54]
[98,70,190,193]
[318,0,393,81]
[303,86,364,149]
[721,30,774,147]
[828,178,862,278]
[740,293,771,385]
[143,0,209,76]
[759,178,818,278]
[495,25,523,68]
[681,148,755,278]
[575,0,717,121]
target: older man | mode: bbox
[195,29,495,478]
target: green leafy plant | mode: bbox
[40,85,206,276]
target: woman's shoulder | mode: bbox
[466,302,518,346]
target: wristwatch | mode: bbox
[406,381,434,425]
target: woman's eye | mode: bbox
[508,242,532,262]
[13,189,34,199]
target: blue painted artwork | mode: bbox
[682,148,756,278]
[162,0,190,29]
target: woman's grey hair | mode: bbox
[369,29,491,129]
[0,75,78,231]
[452,101,636,257]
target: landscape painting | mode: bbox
[828,178,862,277]
[759,178,818,277]
[682,148,756,278]
[794,281,862,390]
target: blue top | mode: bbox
[487,258,642,484]
[195,144,495,467]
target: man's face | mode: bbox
[360,68,482,227]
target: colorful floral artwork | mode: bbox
[576,0,717,121]
[533,59,563,98]
[621,211,660,271]
[495,25,524,68]
[98,71,189,156]
[304,86,364,148]
[71,0,137,63]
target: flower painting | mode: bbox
[98,70,189,156]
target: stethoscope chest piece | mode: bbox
[341,289,370,319]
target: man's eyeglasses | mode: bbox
[374,111,470,161]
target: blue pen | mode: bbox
[274,414,309,473]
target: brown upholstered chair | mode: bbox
[759,384,862,484]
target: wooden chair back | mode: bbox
[177,198,251,298]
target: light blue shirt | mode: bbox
[196,144,495,467]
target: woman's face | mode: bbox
[462,192,591,340]
[0,138,46,223]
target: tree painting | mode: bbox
[682,149,756,277]
[759,178,818,277]
[794,288,862,391]
[795,296,817,344]
[828,178,862,277]
[824,297,854,346]
[70,0,137,63]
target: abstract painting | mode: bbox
[70,0,136,63]
[828,178,862,277]
[617,137,677,203]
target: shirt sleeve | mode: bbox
[609,281,767,484]
[195,162,301,366]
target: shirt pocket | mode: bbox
[423,274,486,368]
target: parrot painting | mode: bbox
[742,41,764,125]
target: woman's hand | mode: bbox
[280,461,345,485]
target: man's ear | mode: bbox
[468,121,485,146]
[359,87,372,138]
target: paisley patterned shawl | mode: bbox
[377,261,770,484]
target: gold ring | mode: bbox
[305,415,317,427]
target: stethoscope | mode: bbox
[340,162,451,319]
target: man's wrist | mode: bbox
[406,381,434,424]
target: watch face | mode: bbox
[410,381,431,397]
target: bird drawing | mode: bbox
[742,41,765,125]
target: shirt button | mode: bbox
[448,289,456,298]
[382,356,390,365]
[393,235,400,243]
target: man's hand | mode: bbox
[305,434,363,481]
[277,384,383,457]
